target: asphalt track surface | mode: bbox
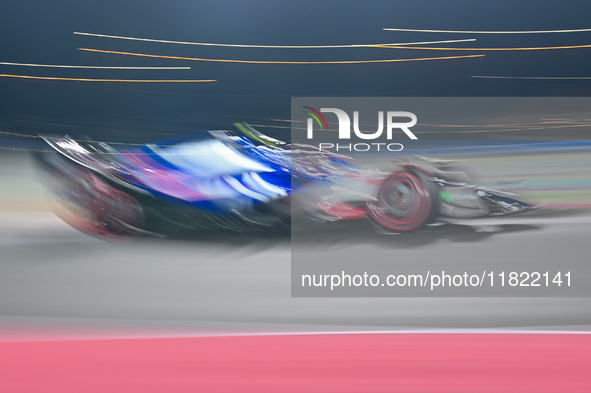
[1,211,591,334]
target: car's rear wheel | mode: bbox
[51,170,145,241]
[366,171,433,231]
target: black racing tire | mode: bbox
[52,170,146,242]
[366,171,435,231]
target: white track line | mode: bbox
[1,328,590,343]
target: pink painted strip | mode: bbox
[0,333,589,392]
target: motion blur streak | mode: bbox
[0,334,589,392]
[78,48,485,64]
[473,76,591,80]
[413,123,591,134]
[384,27,591,33]
[378,44,591,51]
[0,130,186,148]
[73,31,476,48]
[252,122,591,134]
[0,74,216,82]
[267,118,588,127]
[0,62,190,69]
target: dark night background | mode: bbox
[1,0,591,144]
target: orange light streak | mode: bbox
[0,74,216,82]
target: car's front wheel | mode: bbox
[366,171,434,231]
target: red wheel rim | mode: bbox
[367,172,431,231]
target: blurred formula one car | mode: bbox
[34,123,538,241]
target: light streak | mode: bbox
[414,123,591,134]
[78,48,485,64]
[383,27,591,34]
[376,44,591,51]
[16,119,182,136]
[263,120,571,127]
[472,76,591,80]
[0,62,190,69]
[73,32,476,48]
[250,123,591,134]
[0,129,188,147]
[0,74,216,82]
